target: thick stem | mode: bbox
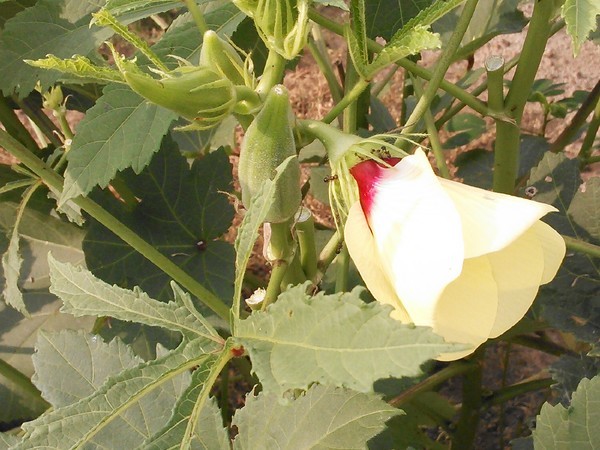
[316,231,343,283]
[0,129,231,321]
[322,78,370,124]
[493,0,556,193]
[262,259,289,309]
[308,29,343,104]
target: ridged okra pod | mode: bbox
[238,84,301,223]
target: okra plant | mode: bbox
[0,0,599,448]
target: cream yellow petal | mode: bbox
[434,257,498,361]
[486,226,544,338]
[532,221,566,284]
[369,150,465,326]
[344,202,411,323]
[438,177,557,258]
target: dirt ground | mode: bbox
[1,4,599,449]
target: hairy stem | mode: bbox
[452,349,484,449]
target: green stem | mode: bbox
[15,96,62,148]
[316,230,343,283]
[412,76,450,178]
[482,378,554,408]
[0,358,49,408]
[578,99,600,168]
[550,79,600,153]
[256,50,286,97]
[322,78,369,124]
[485,55,505,113]
[372,66,399,98]
[183,0,208,35]
[0,129,230,321]
[308,30,343,104]
[493,0,556,194]
[307,8,488,118]
[563,235,600,259]
[389,360,477,407]
[507,334,572,357]
[0,96,39,151]
[296,208,318,281]
[262,260,289,310]
[452,349,484,449]
[400,0,479,138]
[334,246,349,293]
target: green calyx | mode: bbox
[238,84,302,223]
[200,30,255,88]
[233,0,311,60]
[122,65,236,129]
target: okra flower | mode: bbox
[344,150,565,360]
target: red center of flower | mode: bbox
[349,158,401,216]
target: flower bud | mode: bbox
[234,0,311,60]
[122,62,236,129]
[200,30,255,87]
[238,84,301,223]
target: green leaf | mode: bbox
[346,0,369,77]
[533,375,600,449]
[455,135,548,189]
[105,0,186,23]
[550,354,600,406]
[562,0,600,56]
[171,115,236,156]
[0,432,19,448]
[0,292,95,424]
[60,83,177,204]
[232,155,297,316]
[0,0,36,29]
[15,338,213,449]
[143,356,229,450]
[232,384,401,450]
[235,284,462,396]
[364,0,433,41]
[527,154,600,344]
[48,255,223,344]
[25,54,126,84]
[32,330,142,408]
[231,17,269,75]
[443,113,487,149]
[0,0,112,97]
[83,144,235,305]
[0,201,85,276]
[309,166,331,205]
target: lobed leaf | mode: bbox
[550,354,600,406]
[232,384,401,450]
[25,54,125,84]
[32,330,143,408]
[60,83,177,204]
[235,284,462,396]
[48,255,222,344]
[15,338,216,449]
[364,0,433,41]
[533,375,600,449]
